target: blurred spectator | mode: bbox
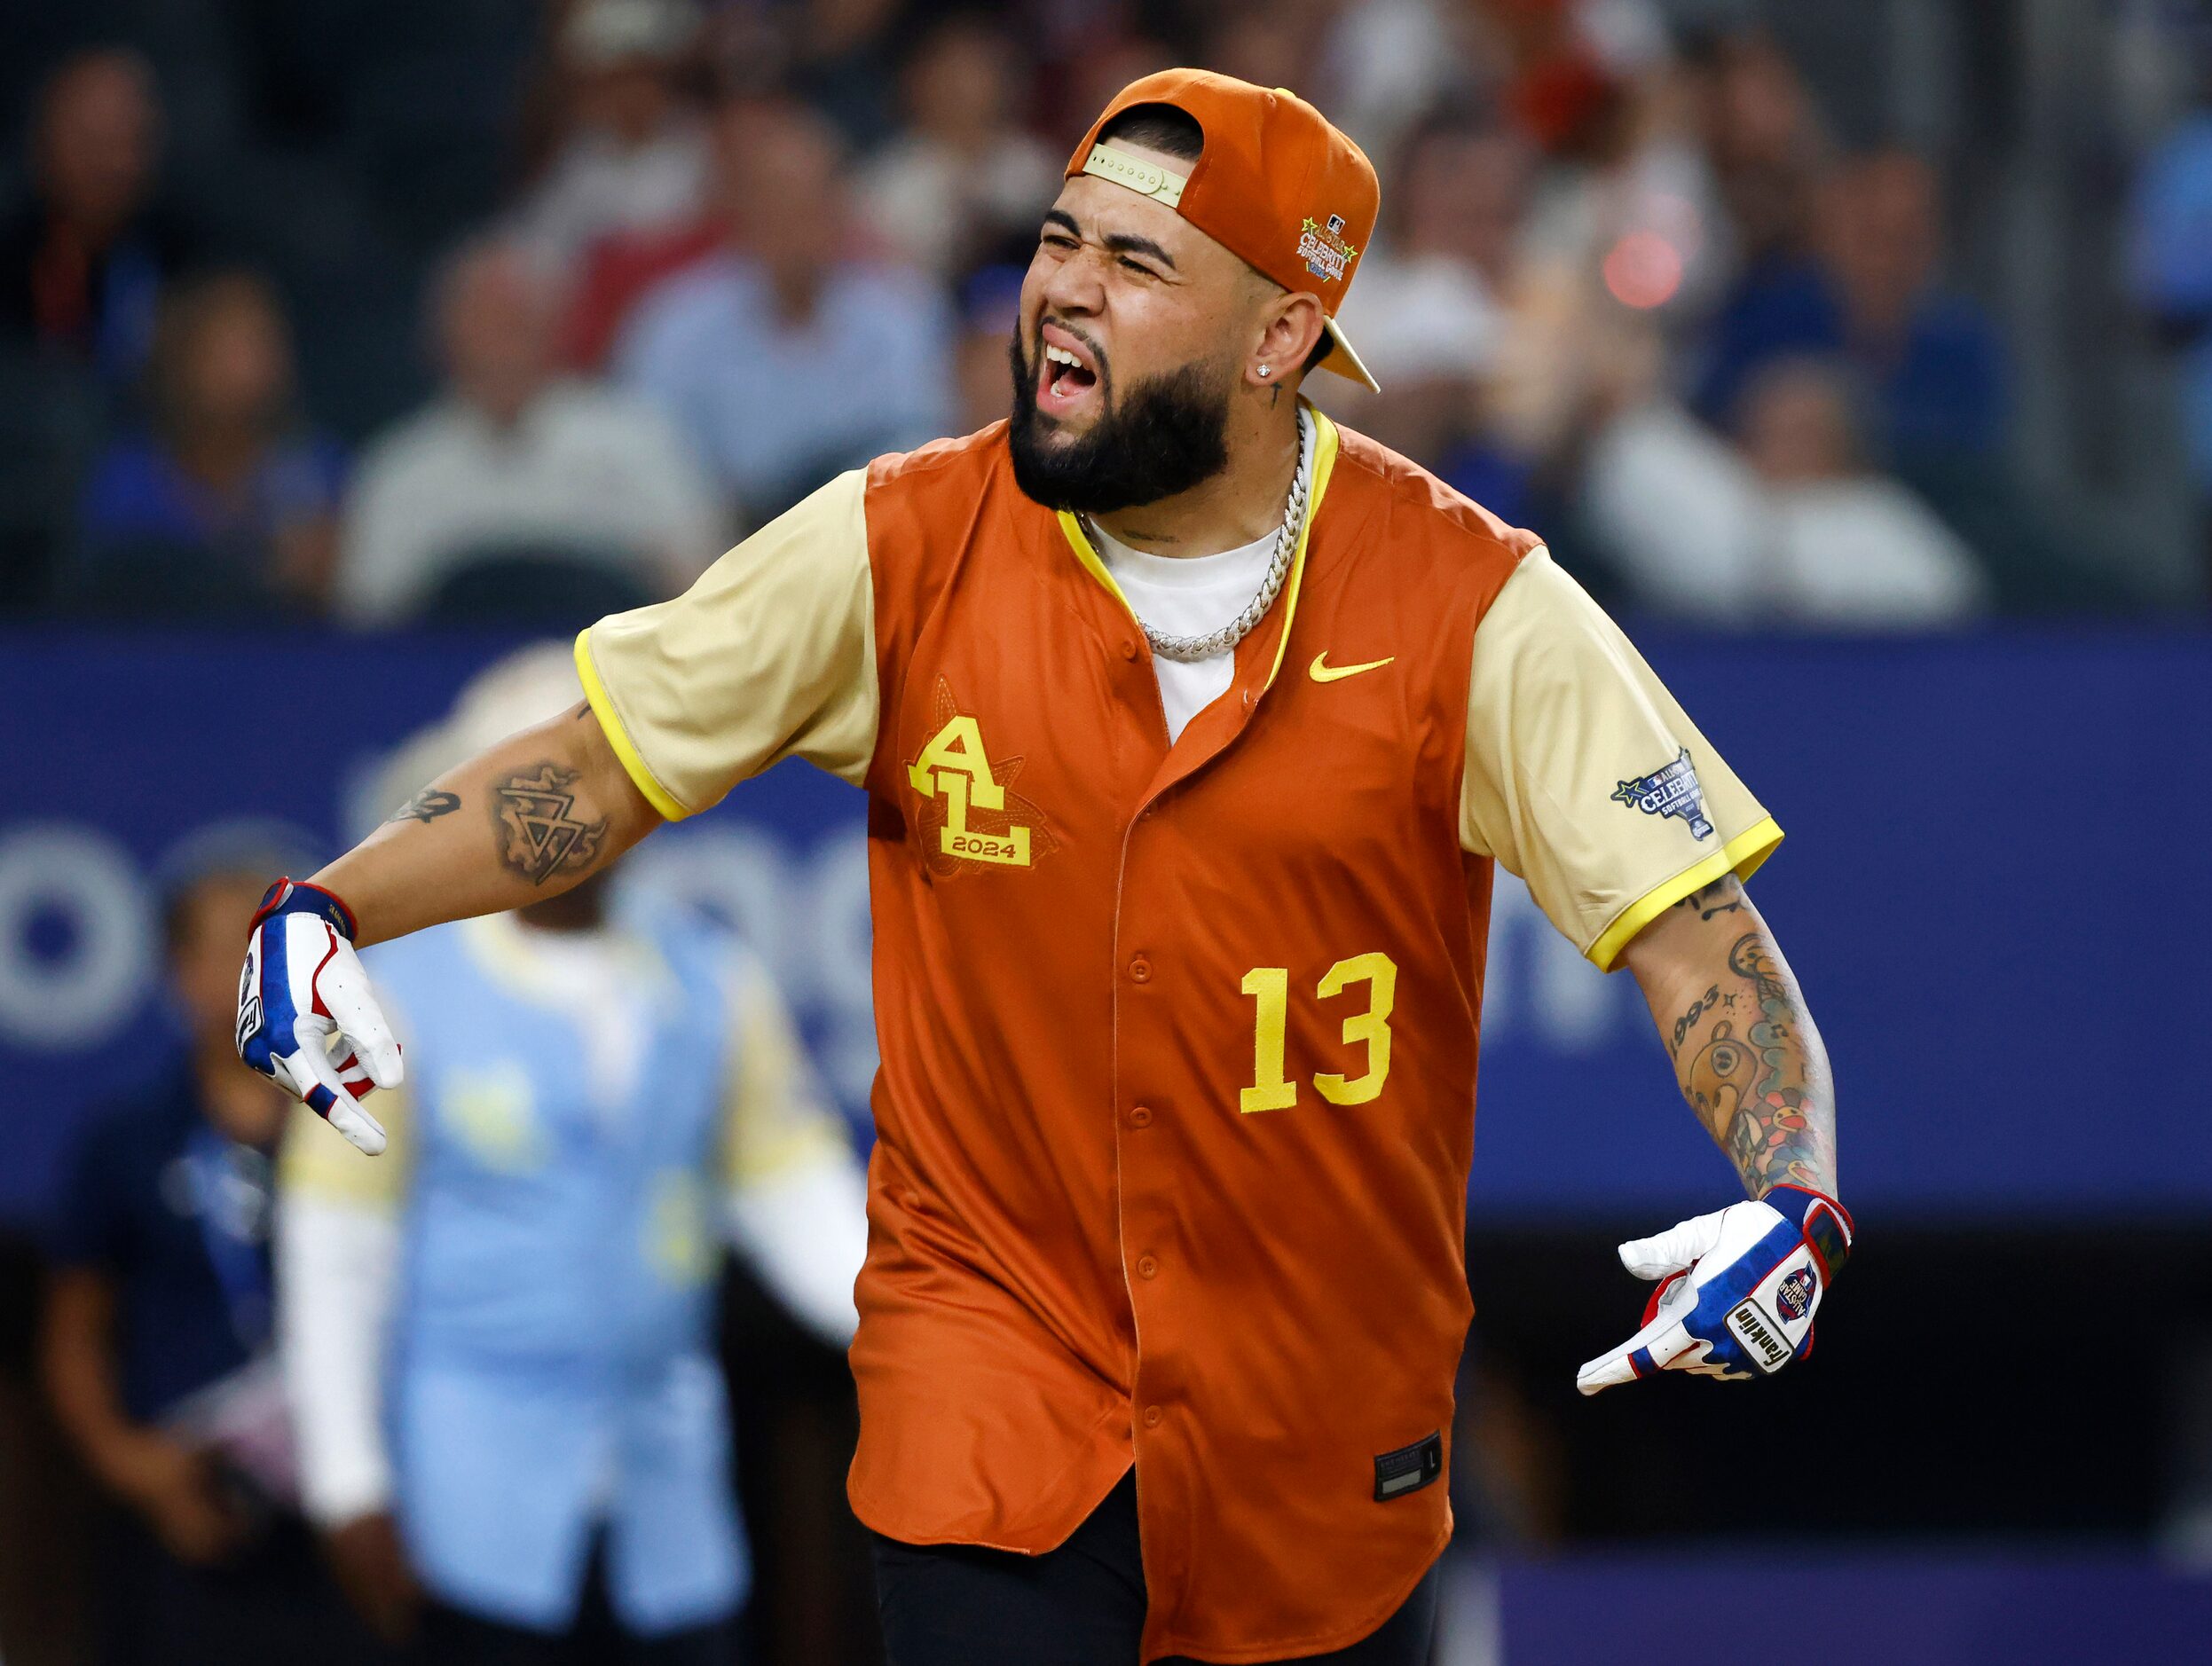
[1693,148,2009,468]
[1331,113,1523,374]
[1585,351,1989,625]
[785,0,905,153]
[0,49,193,387]
[1052,32,1177,145]
[512,0,710,285]
[40,831,389,1665]
[64,271,344,617]
[1687,28,1830,280]
[1470,0,1638,164]
[2129,91,2212,585]
[337,239,721,626]
[618,100,951,524]
[559,95,773,373]
[952,263,1023,437]
[1513,43,1736,325]
[1321,114,1521,476]
[1309,0,1466,164]
[279,647,870,1662]
[1201,1,1326,106]
[855,14,1058,279]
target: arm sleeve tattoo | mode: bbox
[387,787,461,824]
[1660,877,1837,1198]
[492,763,610,885]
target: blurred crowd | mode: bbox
[1,0,2207,631]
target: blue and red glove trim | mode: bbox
[1767,1183,1854,1283]
[249,876,358,941]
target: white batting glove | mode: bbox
[234,878,399,1155]
[1576,1184,1854,1395]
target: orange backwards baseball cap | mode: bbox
[1066,68,1382,392]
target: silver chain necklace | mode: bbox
[1084,405,1314,664]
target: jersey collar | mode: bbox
[1052,401,1341,702]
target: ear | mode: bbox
[1245,290,1326,391]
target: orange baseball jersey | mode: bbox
[575,409,1779,1661]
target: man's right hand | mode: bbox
[109,1434,243,1565]
[235,878,398,1154]
[325,1511,421,1644]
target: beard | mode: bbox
[1005,329,1235,514]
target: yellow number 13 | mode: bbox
[1238,952,1398,1114]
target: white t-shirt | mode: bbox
[1581,399,1988,626]
[1091,523,1279,743]
[336,381,725,625]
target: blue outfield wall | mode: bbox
[1,627,2207,1224]
[1487,1552,2212,1662]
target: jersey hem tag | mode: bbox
[1374,1432,1444,1501]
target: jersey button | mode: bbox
[1142,1405,1163,1429]
[1137,1254,1159,1279]
[1120,637,1139,660]
[1129,1105,1153,1128]
[1129,956,1152,983]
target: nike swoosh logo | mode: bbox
[1310,652,1395,683]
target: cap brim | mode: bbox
[1315,315,1380,393]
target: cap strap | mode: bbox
[1081,142,1187,208]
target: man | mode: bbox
[277,646,869,1662]
[69,269,345,617]
[0,48,190,383]
[855,14,1060,279]
[509,0,710,286]
[1693,147,2008,468]
[615,99,952,526]
[238,72,1851,1665]
[1583,348,1989,625]
[335,239,722,624]
[0,48,194,607]
[43,832,385,1665]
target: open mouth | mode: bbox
[1036,328,1101,418]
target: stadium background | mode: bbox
[2,0,2210,1661]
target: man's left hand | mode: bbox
[1576,1184,1853,1395]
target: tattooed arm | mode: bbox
[1620,875,1838,1199]
[312,703,659,947]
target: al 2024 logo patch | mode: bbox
[1775,1266,1816,1323]
[903,679,1059,876]
[1611,747,1713,841]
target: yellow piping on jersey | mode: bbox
[1262,407,1339,693]
[574,629,694,822]
[1586,814,1784,972]
[1052,401,1342,696]
[1055,510,1138,619]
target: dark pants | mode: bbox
[96,1510,395,1666]
[419,1536,738,1666]
[872,1471,1438,1666]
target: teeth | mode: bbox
[1044,345,1082,369]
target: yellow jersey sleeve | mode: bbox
[279,1087,412,1212]
[719,953,852,1192]
[576,468,879,819]
[1460,547,1782,970]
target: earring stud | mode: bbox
[1257,365,1271,378]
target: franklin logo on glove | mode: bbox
[1576,1183,1853,1395]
